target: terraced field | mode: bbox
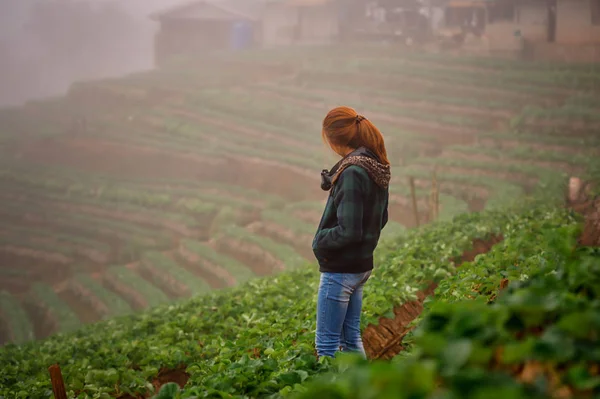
[0,45,599,346]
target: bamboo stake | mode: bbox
[435,183,440,220]
[433,167,439,220]
[429,186,435,222]
[409,177,420,227]
[429,168,436,221]
[48,364,68,399]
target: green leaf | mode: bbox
[442,339,473,370]
[264,348,275,356]
[567,364,600,390]
[156,382,180,399]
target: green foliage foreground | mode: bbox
[291,228,600,399]
[1,201,598,399]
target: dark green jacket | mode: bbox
[312,164,389,273]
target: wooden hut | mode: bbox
[261,0,340,46]
[150,0,263,65]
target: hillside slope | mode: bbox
[2,196,598,398]
[1,46,600,344]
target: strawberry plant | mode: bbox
[289,212,598,399]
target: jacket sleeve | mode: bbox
[382,192,389,228]
[382,205,389,229]
[314,167,365,250]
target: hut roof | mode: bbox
[150,0,263,21]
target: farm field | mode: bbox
[0,42,599,359]
[1,199,598,398]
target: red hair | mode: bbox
[322,106,390,166]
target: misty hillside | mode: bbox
[0,1,599,398]
[0,0,184,107]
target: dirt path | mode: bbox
[363,235,504,359]
[133,262,190,300]
[572,195,600,247]
[165,107,313,149]
[16,136,324,202]
[0,246,75,296]
[16,136,227,181]
[581,202,600,247]
[0,276,30,295]
[1,210,129,262]
[214,237,286,277]
[174,248,234,289]
[0,311,11,346]
[99,273,147,311]
[20,297,58,340]
[39,199,199,237]
[219,155,323,201]
[55,283,106,324]
[246,221,314,260]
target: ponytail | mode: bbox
[322,106,390,165]
[355,118,389,165]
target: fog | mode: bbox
[0,0,598,354]
[0,0,180,107]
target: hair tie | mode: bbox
[356,114,366,123]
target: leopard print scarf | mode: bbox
[331,155,391,189]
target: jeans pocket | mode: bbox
[340,272,369,291]
[325,273,351,303]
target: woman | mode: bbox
[313,106,391,359]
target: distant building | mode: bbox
[555,0,600,44]
[150,0,262,66]
[262,0,340,47]
[441,0,600,61]
[150,0,345,64]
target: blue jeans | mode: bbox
[315,270,372,358]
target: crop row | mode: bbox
[262,80,600,141]
[79,85,466,174]
[292,207,597,399]
[407,156,563,188]
[0,168,217,219]
[0,209,314,345]
[352,58,599,93]
[444,144,594,166]
[96,113,323,171]
[257,81,517,115]
[397,168,525,212]
[248,83,488,132]
[0,198,572,398]
[114,84,484,166]
[1,158,288,211]
[290,70,556,110]
[140,252,212,299]
[0,292,34,345]
[2,153,442,245]
[237,44,600,89]
[179,239,255,286]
